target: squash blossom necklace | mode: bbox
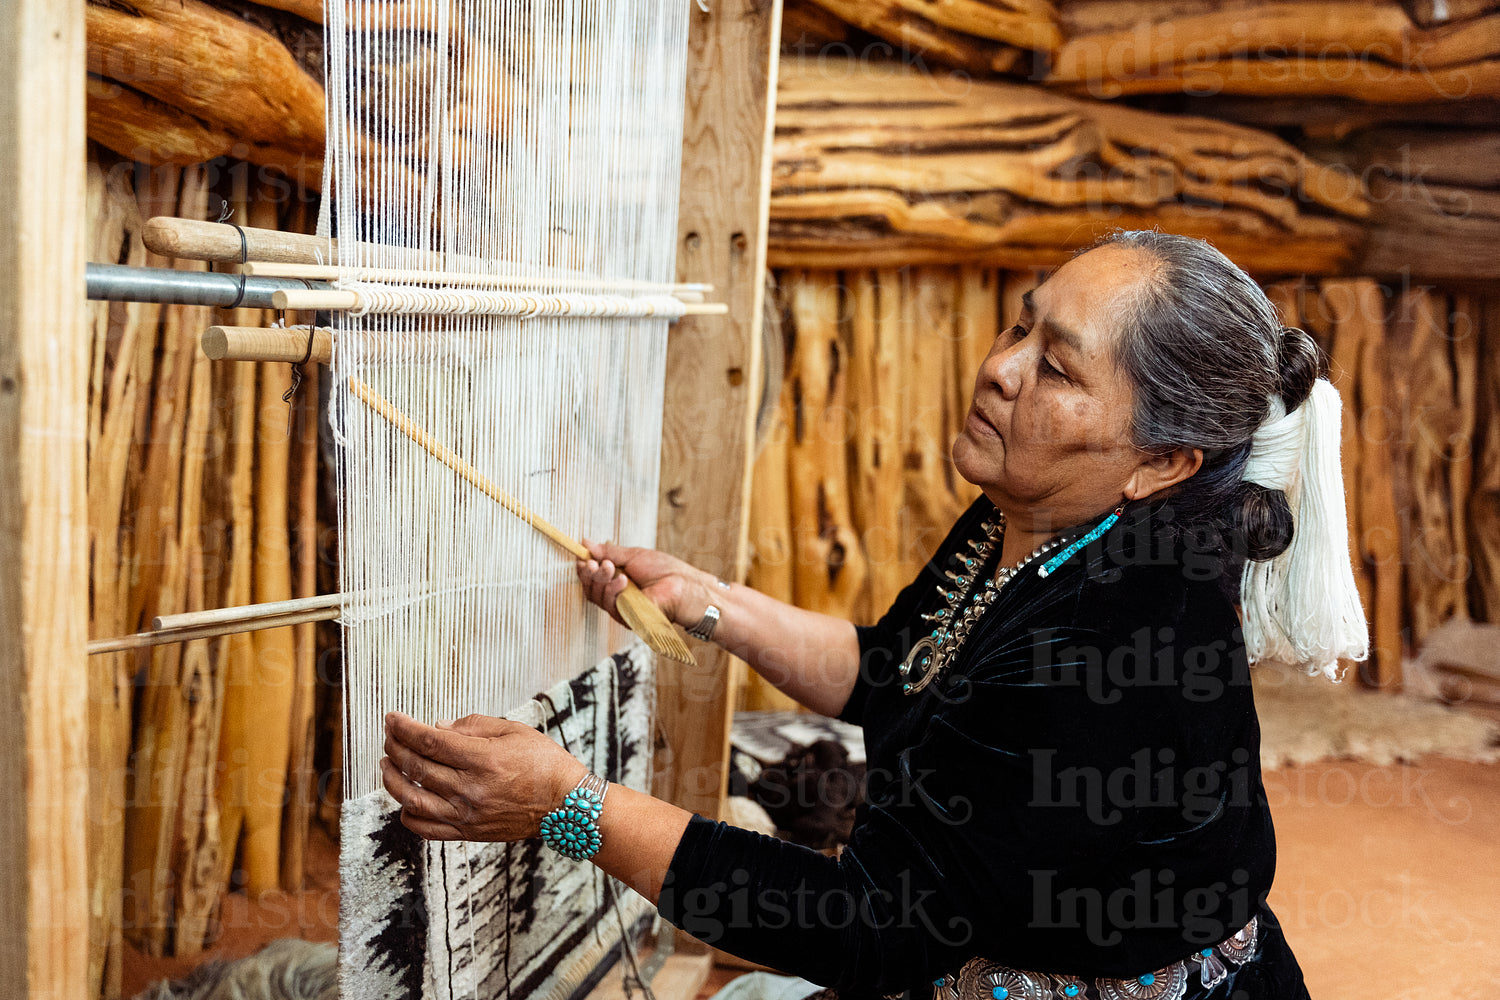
[898,506,1122,696]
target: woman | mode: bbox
[382,232,1363,1000]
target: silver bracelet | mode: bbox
[686,603,720,641]
[684,579,730,641]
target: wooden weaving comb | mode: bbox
[348,376,696,665]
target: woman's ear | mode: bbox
[1123,446,1203,502]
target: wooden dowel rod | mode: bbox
[202,326,333,364]
[272,287,728,317]
[143,217,340,266]
[347,376,590,560]
[146,218,718,300]
[202,325,551,365]
[87,606,339,656]
[272,289,357,311]
[152,591,342,631]
[244,261,711,296]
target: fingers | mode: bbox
[380,757,465,838]
[384,730,465,797]
[386,712,482,769]
[582,538,633,564]
[603,566,629,603]
[400,812,465,841]
[446,714,526,739]
[576,554,628,625]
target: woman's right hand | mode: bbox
[576,540,712,631]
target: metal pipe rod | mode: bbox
[85,262,330,310]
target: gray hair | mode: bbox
[1080,230,1323,563]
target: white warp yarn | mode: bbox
[1240,379,1369,679]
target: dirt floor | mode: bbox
[1267,758,1500,998]
[122,757,1499,999]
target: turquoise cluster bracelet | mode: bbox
[540,773,607,861]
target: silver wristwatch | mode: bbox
[686,603,721,641]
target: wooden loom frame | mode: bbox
[0,0,781,996]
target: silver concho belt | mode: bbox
[931,917,1259,1000]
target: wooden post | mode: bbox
[656,0,782,822]
[0,0,89,996]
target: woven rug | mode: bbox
[340,644,655,1000]
[1253,660,1500,769]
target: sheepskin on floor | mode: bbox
[1253,658,1500,768]
[130,939,336,1000]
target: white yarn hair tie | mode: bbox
[1239,378,1369,680]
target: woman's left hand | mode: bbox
[381,712,588,842]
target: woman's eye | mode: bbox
[1004,324,1027,341]
[1039,355,1067,380]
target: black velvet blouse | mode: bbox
[659,498,1308,999]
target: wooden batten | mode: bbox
[0,1,90,998]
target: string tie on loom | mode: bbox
[1238,378,1369,680]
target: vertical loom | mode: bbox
[104,0,707,995]
[9,0,779,994]
[316,2,692,997]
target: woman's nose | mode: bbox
[984,341,1026,400]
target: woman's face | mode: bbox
[953,244,1182,532]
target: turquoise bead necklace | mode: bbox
[898,505,1122,696]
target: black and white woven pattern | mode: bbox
[340,643,656,1000]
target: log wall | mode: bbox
[85,146,326,994]
[742,266,1499,707]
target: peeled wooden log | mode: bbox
[1048,1,1500,104]
[1405,0,1500,28]
[797,0,1060,74]
[87,75,324,187]
[86,0,325,157]
[782,0,851,51]
[1313,281,1374,685]
[1306,127,1500,281]
[770,58,1370,273]
[900,268,968,553]
[845,270,907,616]
[1129,93,1500,140]
[85,152,150,1000]
[743,381,802,712]
[252,0,323,22]
[747,382,796,610]
[122,165,210,956]
[785,271,870,618]
[1393,290,1476,644]
[1347,282,1402,688]
[1469,299,1500,623]
[280,208,324,891]
[213,182,271,904]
